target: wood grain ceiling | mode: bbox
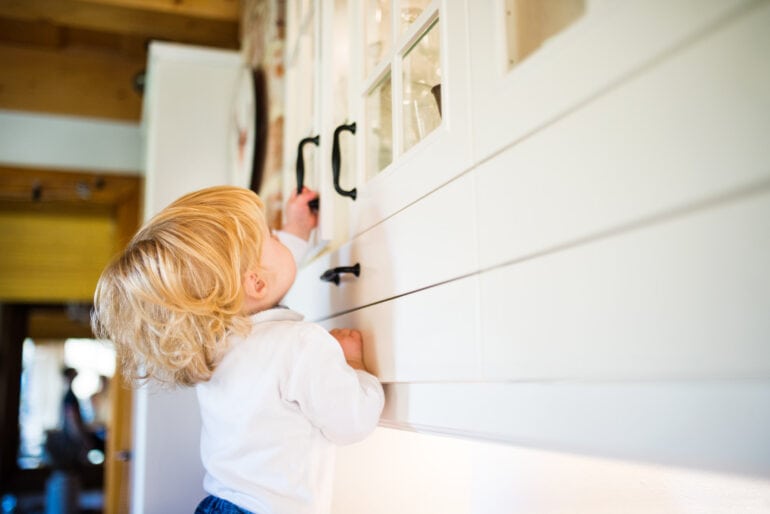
[0,0,241,121]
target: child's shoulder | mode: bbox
[248,308,334,348]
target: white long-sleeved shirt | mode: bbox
[196,307,385,514]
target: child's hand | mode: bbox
[329,328,366,371]
[283,187,319,241]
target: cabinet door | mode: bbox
[350,0,473,235]
[283,0,326,246]
[317,0,360,248]
[467,0,753,161]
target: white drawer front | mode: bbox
[319,275,480,383]
[480,189,770,381]
[379,380,770,476]
[475,3,770,270]
[284,172,478,321]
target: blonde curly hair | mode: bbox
[92,186,268,387]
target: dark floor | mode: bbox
[2,488,102,514]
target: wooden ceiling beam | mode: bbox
[0,43,145,121]
[0,0,239,49]
[28,306,95,339]
[0,166,141,214]
[77,0,240,22]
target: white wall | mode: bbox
[134,42,243,514]
[0,109,141,173]
[334,428,770,514]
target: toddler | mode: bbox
[92,186,384,514]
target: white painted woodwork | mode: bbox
[467,0,756,161]
[480,188,770,381]
[284,172,478,320]
[475,0,770,270]
[319,274,480,383]
[379,380,770,476]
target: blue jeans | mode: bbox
[195,495,254,514]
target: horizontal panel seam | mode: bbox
[316,176,770,322]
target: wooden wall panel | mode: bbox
[0,210,116,302]
[0,43,144,121]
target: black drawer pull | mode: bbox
[320,263,360,286]
[296,134,320,210]
[331,122,357,200]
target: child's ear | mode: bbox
[243,271,267,299]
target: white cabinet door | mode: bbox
[316,0,360,248]
[350,0,473,235]
[283,0,326,245]
[467,0,754,162]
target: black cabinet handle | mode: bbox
[331,122,357,200]
[296,135,320,210]
[320,263,360,286]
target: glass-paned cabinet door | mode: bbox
[468,0,742,161]
[316,0,360,247]
[283,0,325,245]
[352,0,473,236]
[467,0,590,160]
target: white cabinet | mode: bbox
[283,0,472,249]
[475,0,770,270]
[466,0,753,161]
[282,0,770,474]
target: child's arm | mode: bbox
[281,187,319,241]
[284,325,384,445]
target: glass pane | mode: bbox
[365,72,393,177]
[402,18,441,153]
[365,0,391,76]
[297,23,316,136]
[505,0,585,69]
[399,0,431,33]
[332,0,351,124]
[300,0,313,19]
